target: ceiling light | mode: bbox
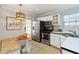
[16,4,25,20]
[36,9,39,11]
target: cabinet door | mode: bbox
[50,34,55,45]
[36,15,52,21]
[60,36,66,45]
[52,14,60,25]
[50,34,61,48]
[50,34,67,48]
[53,34,60,48]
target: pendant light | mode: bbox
[16,4,25,20]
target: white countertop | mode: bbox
[62,37,79,53]
[51,31,74,34]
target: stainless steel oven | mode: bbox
[41,32,50,45]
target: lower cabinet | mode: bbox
[50,34,66,48]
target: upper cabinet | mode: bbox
[36,15,53,21]
[52,14,62,32]
[52,14,60,26]
[36,14,60,25]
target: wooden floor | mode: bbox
[28,40,60,54]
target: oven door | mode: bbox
[41,33,50,45]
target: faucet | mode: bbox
[69,30,77,37]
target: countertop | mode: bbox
[61,37,79,53]
[50,31,75,37]
[50,31,74,34]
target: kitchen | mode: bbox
[0,4,79,54]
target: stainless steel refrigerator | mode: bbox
[32,20,40,42]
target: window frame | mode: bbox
[64,13,79,28]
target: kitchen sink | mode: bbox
[59,33,75,37]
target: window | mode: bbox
[64,13,79,29]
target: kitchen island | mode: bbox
[61,37,79,54]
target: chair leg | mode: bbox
[20,45,25,54]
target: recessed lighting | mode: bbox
[36,9,39,11]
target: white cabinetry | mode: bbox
[52,14,61,32]
[50,34,61,48]
[37,15,53,21]
[52,14,60,25]
[50,33,66,48]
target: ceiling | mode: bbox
[0,4,79,17]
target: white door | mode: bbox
[26,20,32,52]
[26,20,32,38]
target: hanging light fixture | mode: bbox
[16,4,25,20]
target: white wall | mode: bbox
[0,7,25,40]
